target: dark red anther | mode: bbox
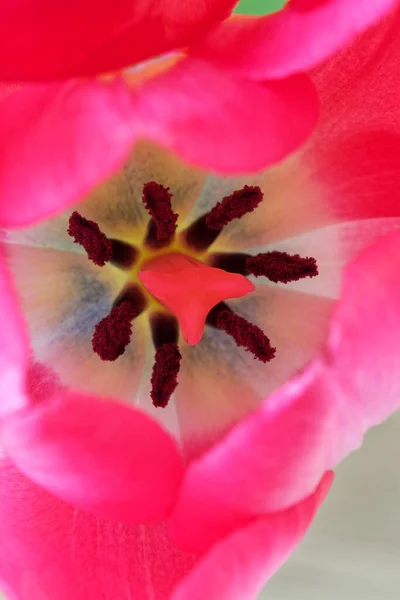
[206,185,263,230]
[246,251,318,283]
[92,301,136,361]
[150,342,182,408]
[216,310,275,363]
[142,182,178,242]
[68,211,112,266]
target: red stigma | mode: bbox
[206,185,263,230]
[142,182,178,241]
[68,211,112,267]
[217,310,275,363]
[150,342,182,408]
[92,301,136,361]
[247,251,318,283]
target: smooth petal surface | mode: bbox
[0,0,238,80]
[191,0,398,80]
[0,80,136,227]
[136,58,318,172]
[0,461,195,600]
[170,232,400,552]
[0,388,184,523]
[0,254,29,417]
[171,472,333,600]
[0,461,330,600]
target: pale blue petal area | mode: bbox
[4,243,148,403]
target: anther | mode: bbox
[207,303,275,363]
[92,285,147,361]
[92,301,137,361]
[68,211,112,266]
[150,313,181,408]
[206,185,263,230]
[183,186,263,251]
[142,181,178,246]
[246,251,318,283]
[68,212,138,269]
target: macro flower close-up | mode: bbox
[1,0,400,599]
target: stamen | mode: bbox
[206,185,263,230]
[208,304,275,363]
[184,186,263,251]
[92,301,137,361]
[151,343,182,408]
[68,211,112,266]
[142,181,178,245]
[149,312,181,408]
[246,251,318,283]
[92,285,147,361]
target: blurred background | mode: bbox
[260,412,400,599]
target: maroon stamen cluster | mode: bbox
[206,185,263,230]
[142,182,178,241]
[150,343,182,407]
[68,179,318,408]
[68,211,112,266]
[246,251,318,283]
[216,310,276,363]
[92,301,137,361]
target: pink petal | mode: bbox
[136,58,318,173]
[171,472,333,600]
[306,4,400,222]
[0,254,29,417]
[191,0,398,80]
[0,461,195,600]
[170,232,400,553]
[0,386,184,523]
[0,0,237,80]
[0,80,136,227]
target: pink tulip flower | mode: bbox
[0,2,400,599]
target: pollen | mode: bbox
[68,211,112,266]
[246,251,318,283]
[92,301,137,361]
[150,343,182,408]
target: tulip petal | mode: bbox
[0,460,195,600]
[0,80,136,227]
[0,387,184,523]
[0,255,29,417]
[175,285,334,458]
[191,0,398,80]
[4,243,149,404]
[0,0,238,80]
[171,472,333,600]
[170,232,400,552]
[136,58,318,173]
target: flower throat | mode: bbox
[67,182,318,408]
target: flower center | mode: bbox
[67,181,318,407]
